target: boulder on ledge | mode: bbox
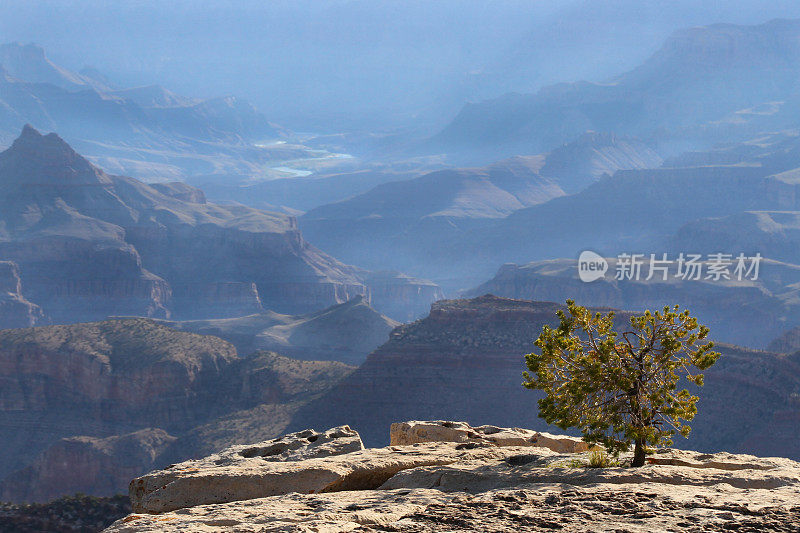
[390,420,593,454]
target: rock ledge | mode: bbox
[106,421,800,532]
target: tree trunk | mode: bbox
[632,438,646,467]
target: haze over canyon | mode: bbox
[1,3,800,531]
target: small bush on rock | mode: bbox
[524,300,720,467]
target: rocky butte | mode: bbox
[103,421,800,532]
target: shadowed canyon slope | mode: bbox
[291,295,800,459]
[0,318,354,502]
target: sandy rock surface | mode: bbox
[108,423,800,532]
[107,456,800,533]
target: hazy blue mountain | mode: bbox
[111,85,197,108]
[300,156,565,282]
[534,132,662,193]
[0,42,100,91]
[5,1,800,133]
[0,43,283,145]
[432,19,800,160]
[196,164,443,214]
[0,43,295,183]
[300,133,666,286]
[399,131,800,287]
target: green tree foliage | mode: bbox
[523,300,720,467]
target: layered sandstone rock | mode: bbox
[129,433,533,514]
[0,319,237,483]
[229,426,364,462]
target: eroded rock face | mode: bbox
[168,282,263,320]
[0,320,354,503]
[389,421,591,454]
[362,271,445,322]
[0,319,238,484]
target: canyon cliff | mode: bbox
[0,318,354,503]
[0,260,43,328]
[464,258,800,348]
[0,125,390,325]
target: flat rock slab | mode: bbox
[390,420,592,453]
[130,440,534,514]
[105,462,800,532]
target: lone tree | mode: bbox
[523,300,720,467]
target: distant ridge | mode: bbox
[431,18,800,157]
